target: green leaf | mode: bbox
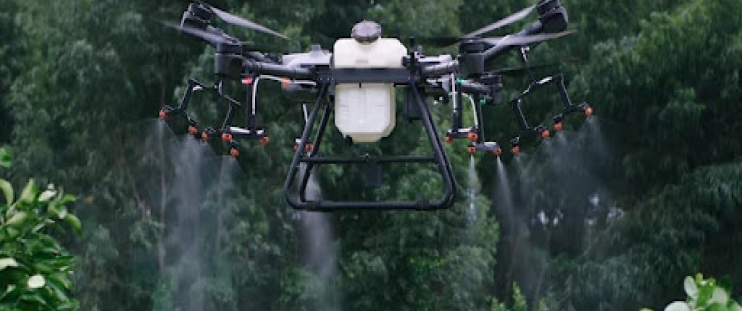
[27,274,45,289]
[710,287,730,305]
[685,276,699,298]
[19,179,37,203]
[0,284,20,302]
[664,301,690,311]
[0,148,10,168]
[5,211,28,227]
[38,188,56,202]
[0,257,19,270]
[0,179,12,205]
[64,214,81,234]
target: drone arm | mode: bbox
[421,61,459,78]
[244,60,314,80]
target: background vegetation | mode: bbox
[1,0,740,310]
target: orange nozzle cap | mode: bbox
[585,107,594,117]
[259,136,270,146]
[467,132,478,142]
[541,130,550,139]
[554,122,563,132]
[221,133,233,143]
[511,146,520,155]
[281,78,291,88]
[230,148,239,158]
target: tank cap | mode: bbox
[352,21,382,43]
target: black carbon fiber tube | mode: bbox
[421,61,459,78]
[244,61,314,80]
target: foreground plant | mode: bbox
[0,148,81,310]
[643,274,741,311]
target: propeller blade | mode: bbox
[482,30,575,47]
[162,21,231,45]
[207,5,289,40]
[465,5,537,38]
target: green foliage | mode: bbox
[642,274,741,311]
[0,150,80,310]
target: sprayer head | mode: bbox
[467,131,479,142]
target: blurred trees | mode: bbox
[1,0,741,310]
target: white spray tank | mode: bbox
[333,21,407,143]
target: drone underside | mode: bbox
[158,0,593,211]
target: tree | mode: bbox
[0,148,81,310]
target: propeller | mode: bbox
[163,21,289,53]
[481,30,575,47]
[416,4,537,47]
[162,21,234,45]
[198,2,289,40]
[465,5,537,38]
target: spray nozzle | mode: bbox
[510,137,521,155]
[294,138,314,153]
[201,127,218,142]
[552,114,565,132]
[158,106,179,121]
[221,132,233,143]
[467,131,479,143]
[259,136,270,146]
[467,145,477,155]
[187,119,199,135]
[445,134,454,144]
[579,103,593,117]
[229,142,240,158]
[533,125,549,139]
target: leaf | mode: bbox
[64,214,81,234]
[0,179,12,205]
[664,301,691,311]
[0,285,20,302]
[38,188,56,202]
[5,211,28,227]
[0,148,10,168]
[19,179,37,203]
[27,274,45,289]
[684,276,699,298]
[710,287,730,305]
[0,257,19,270]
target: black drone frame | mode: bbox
[159,0,591,211]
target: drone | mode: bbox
[157,0,593,211]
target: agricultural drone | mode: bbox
[158,0,593,211]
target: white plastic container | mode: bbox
[333,38,407,143]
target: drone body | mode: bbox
[158,0,593,211]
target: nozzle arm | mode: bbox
[244,60,314,80]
